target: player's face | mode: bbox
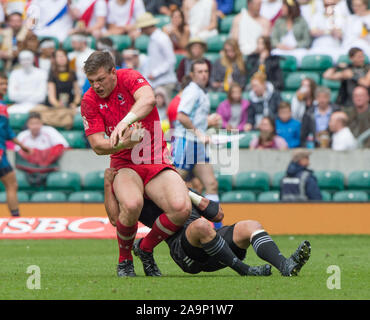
[191,63,209,88]
[87,67,117,98]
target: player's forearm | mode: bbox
[88,134,127,155]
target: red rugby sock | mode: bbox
[140,214,181,252]
[116,220,138,263]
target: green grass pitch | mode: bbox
[0,235,369,300]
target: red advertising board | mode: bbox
[0,217,151,239]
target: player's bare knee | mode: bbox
[122,197,143,215]
[169,197,191,221]
[246,220,263,232]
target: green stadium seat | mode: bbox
[331,90,339,103]
[9,113,29,130]
[134,35,150,53]
[31,191,67,202]
[208,91,227,112]
[219,15,235,34]
[155,14,171,28]
[284,72,321,90]
[46,171,81,193]
[347,171,370,190]
[238,130,259,148]
[321,78,341,90]
[221,191,255,202]
[280,55,297,72]
[175,53,185,70]
[321,190,332,201]
[332,190,368,202]
[0,59,4,71]
[300,54,333,72]
[0,191,29,203]
[60,131,86,148]
[38,36,60,49]
[314,170,344,191]
[108,35,132,51]
[215,173,233,193]
[206,34,228,52]
[234,171,270,191]
[15,171,33,191]
[204,52,220,64]
[63,35,96,52]
[281,91,296,103]
[271,171,285,190]
[84,171,105,190]
[233,0,247,13]
[258,191,280,202]
[68,191,104,203]
[72,113,84,130]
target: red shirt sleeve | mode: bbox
[80,94,106,137]
[119,69,151,97]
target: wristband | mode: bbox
[122,111,138,125]
[188,190,203,206]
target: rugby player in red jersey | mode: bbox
[81,51,192,277]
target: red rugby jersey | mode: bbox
[81,69,169,165]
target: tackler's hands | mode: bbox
[104,168,118,185]
[110,119,130,148]
[113,122,145,151]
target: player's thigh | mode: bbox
[145,169,191,216]
[233,220,263,249]
[192,163,218,191]
[113,168,144,213]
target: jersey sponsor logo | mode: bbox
[117,93,125,105]
[82,115,89,130]
[137,78,145,84]
[99,103,109,110]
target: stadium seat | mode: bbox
[175,53,185,70]
[134,35,150,53]
[0,59,4,71]
[234,171,270,192]
[215,172,233,193]
[204,52,220,64]
[330,90,339,103]
[72,113,84,130]
[0,191,29,203]
[332,190,368,202]
[68,191,104,203]
[271,171,285,190]
[281,91,296,103]
[284,72,321,91]
[321,190,332,201]
[46,171,81,193]
[280,55,297,72]
[208,91,227,112]
[63,35,95,52]
[321,78,341,90]
[83,171,105,190]
[15,171,33,191]
[238,130,259,148]
[314,170,345,191]
[9,113,29,130]
[108,35,132,51]
[257,191,280,202]
[300,55,333,72]
[233,0,247,13]
[31,191,67,202]
[155,14,171,28]
[219,15,235,34]
[60,131,86,148]
[221,191,256,202]
[347,171,370,190]
[206,34,228,52]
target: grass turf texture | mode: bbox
[0,235,369,300]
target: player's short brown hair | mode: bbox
[83,51,115,75]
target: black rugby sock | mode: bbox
[251,230,286,271]
[201,234,250,276]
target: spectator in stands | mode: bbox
[216,82,250,131]
[176,37,212,84]
[210,39,247,92]
[323,47,370,108]
[182,0,219,40]
[246,36,284,91]
[216,0,235,18]
[68,32,95,90]
[38,38,56,74]
[28,0,73,43]
[342,0,370,58]
[249,116,288,149]
[329,111,358,150]
[7,50,48,114]
[347,86,370,147]
[300,86,340,147]
[229,0,271,55]
[275,101,301,148]
[69,0,108,38]
[280,148,322,201]
[144,0,182,16]
[47,49,81,111]
[245,68,282,130]
[308,0,346,61]
[163,8,191,54]
[0,72,31,217]
[105,0,145,40]
[260,0,283,24]
[155,86,170,122]
[136,12,177,99]
[291,77,317,121]
[298,0,325,27]
[271,0,311,65]
[15,112,69,187]
[121,48,147,74]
